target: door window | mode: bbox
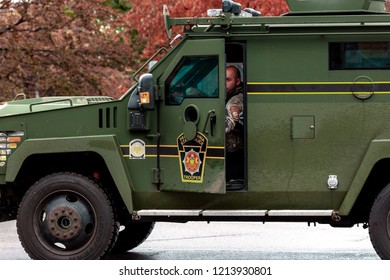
[166,56,219,105]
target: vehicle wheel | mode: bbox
[110,221,155,253]
[17,172,118,259]
[369,183,390,260]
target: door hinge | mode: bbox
[151,168,164,184]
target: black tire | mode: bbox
[369,183,390,260]
[110,221,155,253]
[17,172,118,260]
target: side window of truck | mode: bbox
[330,41,390,70]
[166,56,219,105]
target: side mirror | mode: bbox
[163,5,172,39]
[128,73,155,110]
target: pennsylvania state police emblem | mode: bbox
[129,139,145,159]
[177,132,208,183]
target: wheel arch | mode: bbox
[339,139,390,218]
[347,158,390,223]
[6,135,134,214]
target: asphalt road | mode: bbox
[0,220,380,260]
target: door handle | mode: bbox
[203,110,216,136]
[210,114,216,136]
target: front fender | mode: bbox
[6,135,134,212]
[339,139,390,216]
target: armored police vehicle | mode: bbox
[1,0,390,259]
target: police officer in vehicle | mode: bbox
[225,65,244,184]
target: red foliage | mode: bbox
[0,0,289,99]
[125,0,289,57]
[0,0,140,99]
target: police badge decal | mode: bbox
[129,139,146,159]
[177,132,208,183]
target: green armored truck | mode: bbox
[1,0,390,259]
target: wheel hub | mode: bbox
[47,205,82,241]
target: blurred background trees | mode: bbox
[0,0,288,100]
[127,0,289,58]
[0,0,140,100]
[1,0,388,100]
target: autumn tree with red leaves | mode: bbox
[0,0,290,100]
[7,0,390,99]
[0,0,140,100]
[127,0,289,57]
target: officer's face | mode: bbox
[226,68,240,93]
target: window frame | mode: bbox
[165,55,220,105]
